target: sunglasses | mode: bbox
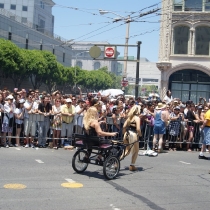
[72,99,76,101]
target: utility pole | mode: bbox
[135,41,142,99]
[123,15,130,78]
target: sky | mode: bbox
[52,0,161,62]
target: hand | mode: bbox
[111,132,118,137]
[68,113,72,117]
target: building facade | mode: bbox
[71,42,119,73]
[157,0,210,103]
[118,56,161,90]
[0,0,54,35]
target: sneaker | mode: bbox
[9,144,13,147]
[25,144,29,148]
[198,155,208,160]
[5,145,9,148]
[31,144,34,148]
[206,149,209,152]
[129,165,137,171]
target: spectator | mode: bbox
[14,99,25,147]
[52,97,62,149]
[38,95,52,148]
[61,98,75,146]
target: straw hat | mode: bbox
[156,103,166,110]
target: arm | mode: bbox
[92,120,117,137]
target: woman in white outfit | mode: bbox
[52,97,62,149]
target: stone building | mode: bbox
[157,0,210,103]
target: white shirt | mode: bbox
[3,102,16,124]
[75,105,84,127]
[14,108,24,124]
[163,95,173,104]
[24,100,38,118]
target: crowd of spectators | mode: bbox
[0,87,209,154]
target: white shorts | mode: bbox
[61,122,73,138]
[24,118,36,136]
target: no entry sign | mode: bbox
[104,46,116,58]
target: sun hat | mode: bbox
[155,103,166,110]
[180,104,186,108]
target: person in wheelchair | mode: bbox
[122,105,142,171]
[83,106,117,164]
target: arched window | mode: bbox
[174,26,189,54]
[76,61,83,68]
[94,62,100,70]
[195,26,210,55]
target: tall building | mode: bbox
[157,0,210,103]
[0,0,54,35]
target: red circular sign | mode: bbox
[105,47,115,57]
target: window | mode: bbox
[0,3,4,8]
[22,6,28,11]
[10,4,16,10]
[38,18,45,33]
[21,17,27,23]
[143,78,158,82]
[174,26,189,54]
[205,0,210,11]
[174,0,183,11]
[195,26,210,55]
[8,32,12,40]
[185,0,202,11]
[76,61,83,68]
[94,62,101,70]
[63,53,65,63]
[40,1,45,9]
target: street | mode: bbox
[0,147,210,210]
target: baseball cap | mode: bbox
[174,106,180,110]
[66,98,72,103]
[19,99,25,104]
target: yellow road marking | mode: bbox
[61,182,83,188]
[4,184,26,189]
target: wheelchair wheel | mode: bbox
[72,150,88,173]
[103,155,120,180]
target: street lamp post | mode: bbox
[74,51,89,91]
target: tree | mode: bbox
[0,39,25,88]
[41,51,60,93]
[23,49,47,89]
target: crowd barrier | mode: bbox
[0,114,205,150]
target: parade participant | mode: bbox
[24,93,38,148]
[2,95,16,147]
[61,98,75,146]
[152,103,169,153]
[14,99,25,147]
[199,106,210,160]
[122,105,142,171]
[83,106,117,163]
[52,97,62,149]
[38,95,52,148]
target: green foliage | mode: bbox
[0,38,120,92]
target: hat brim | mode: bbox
[156,105,166,110]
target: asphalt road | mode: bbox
[0,146,210,210]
